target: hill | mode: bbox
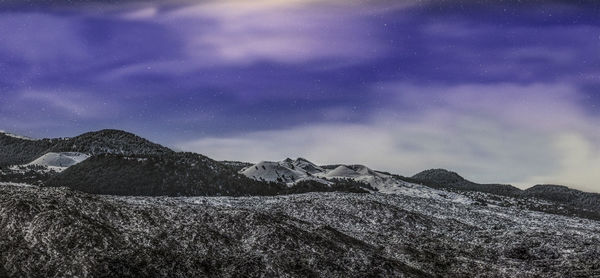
[46,129,172,156]
[410,169,521,196]
[46,153,284,197]
[408,169,600,220]
[522,184,600,214]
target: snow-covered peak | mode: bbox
[242,159,389,184]
[240,161,307,183]
[240,157,328,184]
[290,157,324,174]
[238,157,475,204]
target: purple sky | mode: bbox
[1,1,600,191]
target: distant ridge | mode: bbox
[46,129,172,156]
[408,169,600,220]
[522,184,600,214]
[2,128,600,220]
[410,168,521,196]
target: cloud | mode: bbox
[177,82,600,193]
[522,133,600,193]
[124,0,387,67]
[385,82,595,133]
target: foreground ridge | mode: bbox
[0,184,598,277]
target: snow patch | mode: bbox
[27,152,90,172]
[240,161,307,183]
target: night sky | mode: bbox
[1,1,600,191]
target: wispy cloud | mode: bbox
[118,0,387,69]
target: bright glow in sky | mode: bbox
[1,1,600,191]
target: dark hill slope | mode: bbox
[46,152,284,197]
[0,133,54,167]
[0,186,426,277]
[410,169,521,196]
[523,184,600,213]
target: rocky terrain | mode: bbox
[0,184,599,277]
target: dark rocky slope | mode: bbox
[1,185,599,277]
[0,185,425,278]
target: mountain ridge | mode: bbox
[2,129,595,194]
[2,129,599,220]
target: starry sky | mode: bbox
[1,0,600,191]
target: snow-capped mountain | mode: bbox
[240,158,471,201]
[241,157,406,189]
[240,158,329,184]
[241,160,309,183]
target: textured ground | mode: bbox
[1,184,599,277]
